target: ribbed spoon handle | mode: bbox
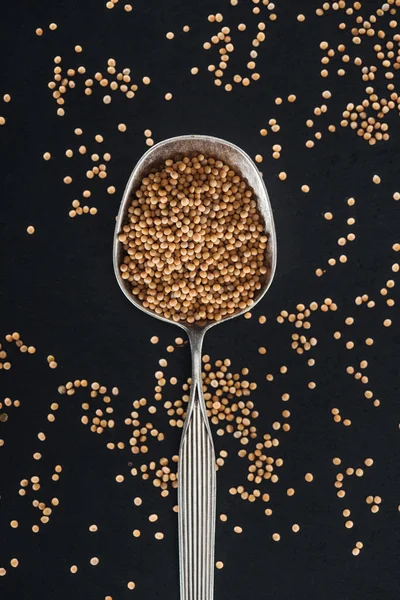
[178,331,216,600]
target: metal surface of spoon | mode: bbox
[113,134,277,600]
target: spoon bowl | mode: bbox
[113,134,277,600]
[113,134,277,334]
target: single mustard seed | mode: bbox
[149,513,158,522]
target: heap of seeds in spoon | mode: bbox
[118,153,268,323]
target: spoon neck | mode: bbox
[188,328,206,385]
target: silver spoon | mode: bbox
[113,134,277,600]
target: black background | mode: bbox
[0,0,399,598]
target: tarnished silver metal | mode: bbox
[113,135,277,600]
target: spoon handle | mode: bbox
[178,332,216,600]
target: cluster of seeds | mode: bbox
[1,332,37,370]
[127,396,165,454]
[315,4,400,145]
[244,442,286,484]
[44,129,116,218]
[1,319,395,568]
[58,380,121,436]
[16,467,62,534]
[320,199,357,271]
[47,54,143,116]
[203,6,278,91]
[333,458,377,546]
[118,154,268,323]
[331,407,352,426]
[314,199,357,273]
[165,356,259,442]
[131,456,179,497]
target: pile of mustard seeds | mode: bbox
[118,154,268,323]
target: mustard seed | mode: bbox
[118,154,269,323]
